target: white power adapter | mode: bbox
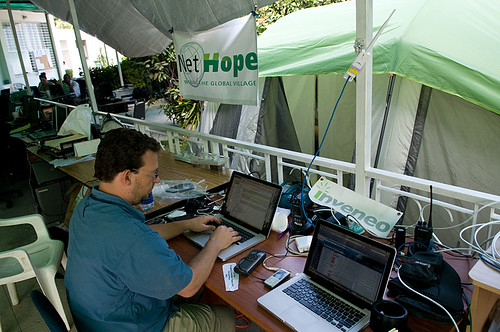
[295,235,313,253]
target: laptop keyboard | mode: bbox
[282,278,365,331]
[220,219,254,244]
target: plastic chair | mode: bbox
[0,214,70,331]
[31,290,68,332]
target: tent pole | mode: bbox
[354,0,373,196]
[370,74,396,197]
[103,43,109,66]
[116,50,124,87]
[6,0,31,95]
[67,0,98,111]
[45,13,63,82]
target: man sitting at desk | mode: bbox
[64,128,241,331]
[62,73,81,97]
[37,72,54,96]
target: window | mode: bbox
[2,22,56,72]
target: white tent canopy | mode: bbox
[30,0,276,57]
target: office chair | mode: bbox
[31,290,68,332]
[12,82,26,91]
[0,214,70,330]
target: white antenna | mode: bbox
[344,9,395,82]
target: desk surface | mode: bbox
[169,232,475,332]
[468,239,500,293]
[27,147,232,212]
[25,144,476,331]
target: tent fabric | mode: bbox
[29,0,275,58]
[258,0,500,116]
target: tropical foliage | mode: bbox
[89,0,342,129]
[256,0,341,35]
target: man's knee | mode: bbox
[164,303,235,332]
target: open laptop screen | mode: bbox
[305,223,395,308]
[222,172,282,233]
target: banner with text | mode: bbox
[309,177,403,238]
[173,14,258,106]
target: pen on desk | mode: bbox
[277,227,289,240]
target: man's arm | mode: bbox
[149,214,221,240]
[177,226,240,298]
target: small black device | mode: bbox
[394,226,406,252]
[234,249,266,276]
[413,185,434,251]
[290,195,314,236]
[264,268,290,289]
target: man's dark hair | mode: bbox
[94,128,161,182]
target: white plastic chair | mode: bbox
[0,214,70,331]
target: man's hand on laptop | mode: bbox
[186,215,222,232]
[209,226,241,251]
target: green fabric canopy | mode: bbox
[258,0,500,115]
[0,1,40,11]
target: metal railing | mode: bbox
[35,98,500,249]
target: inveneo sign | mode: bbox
[308,177,402,238]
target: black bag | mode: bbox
[387,252,465,323]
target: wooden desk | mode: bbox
[169,231,304,332]
[27,146,231,212]
[468,240,500,332]
[169,232,476,332]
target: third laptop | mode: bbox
[183,171,282,261]
[258,220,396,332]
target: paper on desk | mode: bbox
[222,263,239,291]
[49,155,94,168]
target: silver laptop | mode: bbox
[183,171,282,261]
[258,220,396,332]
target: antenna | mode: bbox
[344,9,396,82]
[413,184,434,251]
[428,185,433,229]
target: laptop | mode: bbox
[258,220,396,332]
[183,171,282,261]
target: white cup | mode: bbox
[271,211,288,233]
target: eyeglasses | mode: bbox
[131,168,159,179]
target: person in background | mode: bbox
[62,73,81,97]
[64,128,241,332]
[37,72,54,95]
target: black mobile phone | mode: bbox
[264,269,290,288]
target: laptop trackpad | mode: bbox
[281,305,318,331]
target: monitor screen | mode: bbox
[22,95,40,127]
[94,83,114,103]
[49,84,64,96]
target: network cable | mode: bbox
[300,77,350,225]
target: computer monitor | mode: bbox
[49,84,64,97]
[0,89,11,121]
[94,83,114,103]
[53,105,68,131]
[21,95,41,128]
[30,86,41,97]
[133,101,146,120]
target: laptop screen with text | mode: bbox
[222,172,282,233]
[305,223,395,307]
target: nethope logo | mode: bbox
[309,177,402,238]
[178,42,258,87]
[177,42,205,87]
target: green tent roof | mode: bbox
[258,0,500,115]
[0,1,40,11]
